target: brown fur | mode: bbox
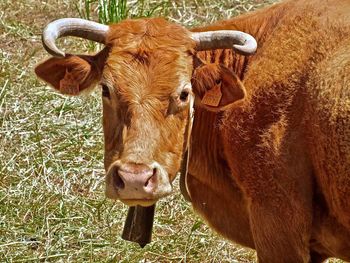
[189,0,350,262]
[35,0,350,262]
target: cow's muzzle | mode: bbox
[105,161,172,206]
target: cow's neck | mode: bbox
[186,98,254,247]
[187,3,290,172]
[184,3,290,245]
[188,107,229,184]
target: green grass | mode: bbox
[0,0,345,262]
[76,0,170,24]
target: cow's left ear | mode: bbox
[35,48,108,96]
[191,63,246,111]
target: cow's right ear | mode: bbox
[35,48,109,96]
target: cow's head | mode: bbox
[35,18,256,207]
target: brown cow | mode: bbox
[35,0,350,262]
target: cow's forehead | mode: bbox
[102,18,194,104]
[106,17,195,52]
[108,49,190,89]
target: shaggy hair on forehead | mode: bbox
[106,18,195,52]
[103,18,195,107]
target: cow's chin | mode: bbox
[120,199,158,207]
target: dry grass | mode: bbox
[0,0,345,262]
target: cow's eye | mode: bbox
[179,90,189,102]
[101,84,110,98]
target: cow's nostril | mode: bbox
[114,172,125,189]
[144,168,158,187]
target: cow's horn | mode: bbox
[191,30,257,55]
[42,18,109,57]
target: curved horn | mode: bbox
[42,18,109,57]
[191,30,257,55]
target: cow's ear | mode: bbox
[35,48,108,96]
[191,63,246,111]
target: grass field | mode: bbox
[0,0,345,262]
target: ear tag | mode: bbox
[201,82,222,107]
[59,70,80,95]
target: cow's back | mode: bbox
[306,37,350,237]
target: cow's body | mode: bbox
[188,0,350,261]
[35,0,350,262]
